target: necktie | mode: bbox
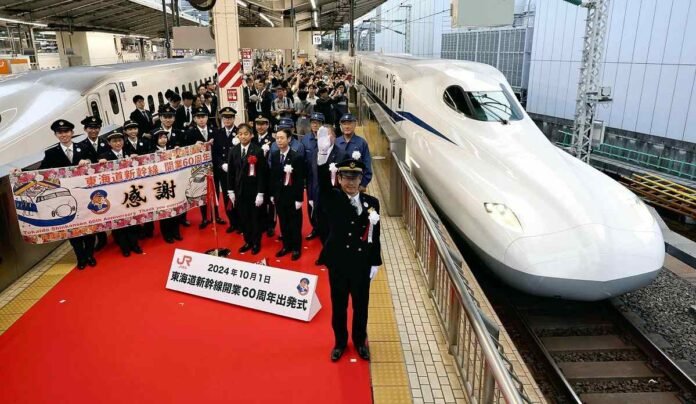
[242,147,247,158]
[65,147,73,162]
[280,153,285,166]
[186,108,191,123]
[116,152,122,159]
[142,110,148,120]
[92,141,98,150]
[350,197,362,215]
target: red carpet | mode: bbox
[0,206,373,404]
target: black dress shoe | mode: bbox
[215,217,226,225]
[235,228,243,234]
[357,345,370,361]
[164,237,175,244]
[181,220,191,227]
[252,245,261,255]
[305,230,318,240]
[132,246,143,254]
[291,251,301,261]
[226,226,235,233]
[199,220,210,229]
[266,229,275,237]
[238,243,251,253]
[87,257,97,267]
[330,347,345,362]
[122,250,131,257]
[315,258,325,266]
[77,262,87,270]
[275,248,289,257]
[174,234,183,241]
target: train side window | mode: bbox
[398,89,402,109]
[443,86,472,117]
[147,95,155,112]
[108,89,120,114]
[392,82,395,99]
[90,101,101,120]
[175,86,179,94]
[158,92,164,107]
[189,83,193,92]
[194,80,198,90]
[182,83,186,93]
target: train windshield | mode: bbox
[36,190,71,202]
[443,85,523,122]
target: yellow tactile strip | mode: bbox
[0,243,74,336]
[369,265,413,404]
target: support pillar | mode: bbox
[349,0,355,56]
[211,0,245,124]
[161,0,172,58]
[283,16,293,69]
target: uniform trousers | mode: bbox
[327,263,371,348]
[307,192,319,232]
[277,202,302,251]
[69,234,96,264]
[112,226,139,253]
[159,217,180,240]
[216,167,238,226]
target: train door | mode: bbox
[101,83,125,125]
[86,93,106,124]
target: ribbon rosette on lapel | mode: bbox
[352,150,361,160]
[248,155,258,176]
[261,143,270,155]
[283,164,293,186]
[363,207,380,243]
[329,162,338,186]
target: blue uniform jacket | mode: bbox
[335,134,372,187]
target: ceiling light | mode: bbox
[310,0,317,9]
[313,10,318,27]
[0,17,48,27]
[236,0,248,7]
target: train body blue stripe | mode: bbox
[361,85,454,144]
[17,213,76,227]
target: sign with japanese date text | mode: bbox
[9,144,212,244]
[166,249,322,322]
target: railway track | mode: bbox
[493,296,696,403]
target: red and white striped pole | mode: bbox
[211,0,245,126]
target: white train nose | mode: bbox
[500,224,664,301]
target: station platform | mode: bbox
[0,147,545,403]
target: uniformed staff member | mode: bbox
[316,129,382,362]
[300,112,327,241]
[270,128,304,261]
[99,132,143,257]
[39,120,97,270]
[151,105,183,147]
[152,129,182,243]
[335,113,373,192]
[214,107,239,232]
[77,115,110,251]
[123,120,150,157]
[226,123,267,255]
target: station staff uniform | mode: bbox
[269,141,305,260]
[99,132,143,257]
[152,129,182,243]
[317,158,382,362]
[77,115,110,251]
[335,114,373,189]
[151,105,184,147]
[123,120,151,157]
[212,107,239,230]
[39,120,97,270]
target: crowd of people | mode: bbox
[35,58,382,362]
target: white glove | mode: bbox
[295,201,302,210]
[369,266,379,280]
[221,163,228,172]
[270,196,275,204]
[308,200,314,208]
[227,190,235,206]
[255,193,264,207]
[317,126,331,165]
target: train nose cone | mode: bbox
[501,224,664,301]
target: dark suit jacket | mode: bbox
[317,163,382,268]
[212,126,237,170]
[269,148,304,206]
[248,89,273,121]
[78,136,111,163]
[227,142,267,199]
[129,108,154,135]
[150,126,184,148]
[39,143,93,169]
[123,137,152,156]
[183,125,214,146]
[99,149,126,162]
[174,105,195,130]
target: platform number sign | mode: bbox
[312,34,322,45]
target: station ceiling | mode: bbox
[0,0,385,37]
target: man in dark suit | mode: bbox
[317,146,382,362]
[249,79,273,123]
[174,91,195,131]
[214,107,239,232]
[269,128,305,261]
[129,95,154,136]
[184,107,222,229]
[77,115,110,251]
[227,123,267,254]
[252,116,276,237]
[39,119,97,270]
[98,132,143,257]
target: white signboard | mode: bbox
[166,249,321,322]
[312,34,322,45]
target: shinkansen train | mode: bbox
[0,57,216,290]
[320,51,665,301]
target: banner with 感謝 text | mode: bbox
[166,249,322,322]
[9,144,212,244]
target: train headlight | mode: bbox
[484,203,522,232]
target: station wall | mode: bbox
[526,0,696,144]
